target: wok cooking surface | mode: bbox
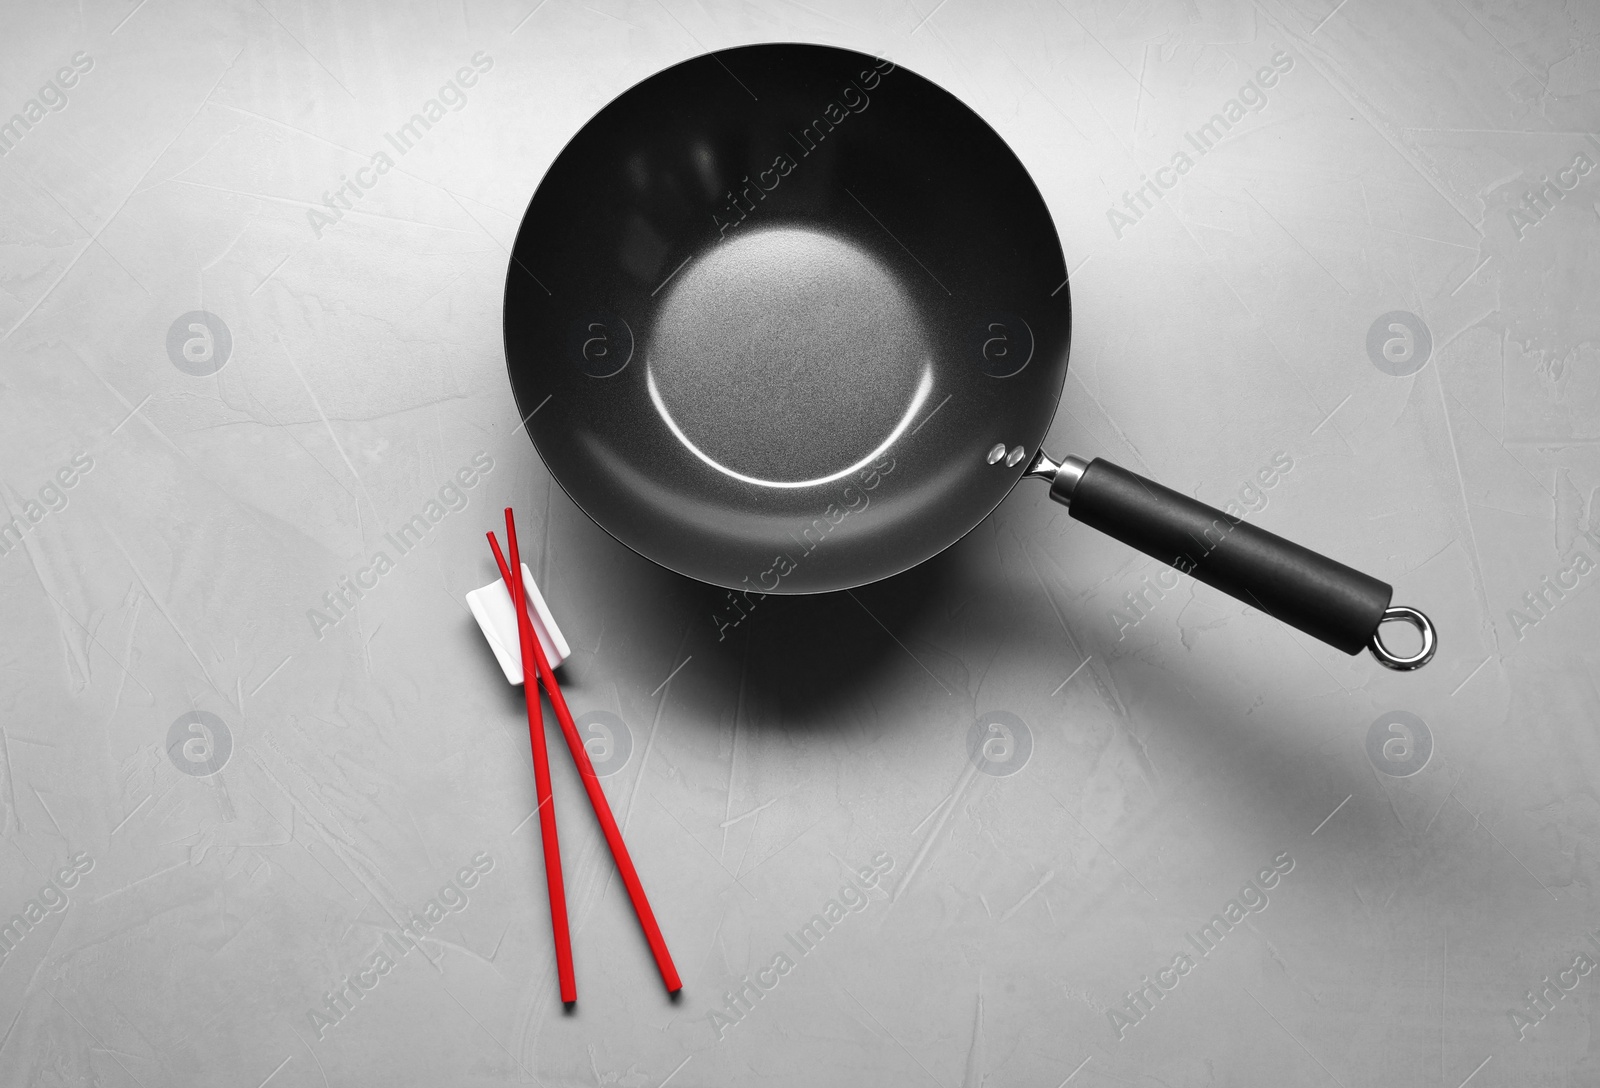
[647,226,929,487]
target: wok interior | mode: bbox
[504,44,1072,593]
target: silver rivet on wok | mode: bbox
[987,443,1007,465]
[1005,445,1026,467]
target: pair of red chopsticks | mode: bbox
[488,507,680,1002]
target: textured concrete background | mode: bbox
[1,1,1597,1085]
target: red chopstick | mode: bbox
[488,525,576,1003]
[497,508,682,994]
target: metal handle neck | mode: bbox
[1026,450,1090,506]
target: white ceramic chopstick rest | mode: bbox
[466,562,571,685]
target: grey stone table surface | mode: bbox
[1,1,1597,1085]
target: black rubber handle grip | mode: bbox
[1066,459,1392,654]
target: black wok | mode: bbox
[503,43,1435,670]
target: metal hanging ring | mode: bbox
[1368,605,1437,670]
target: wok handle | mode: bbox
[1038,455,1435,667]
